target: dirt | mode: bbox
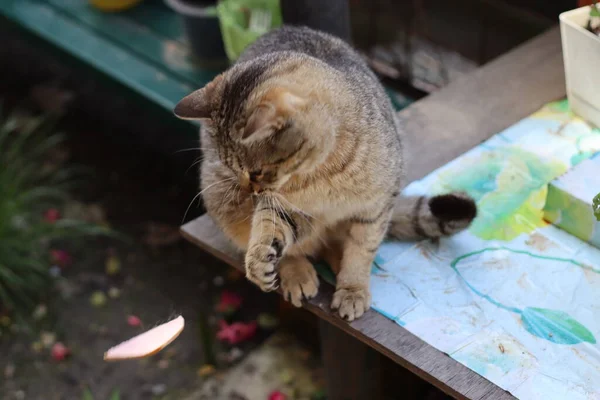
[0,104,281,400]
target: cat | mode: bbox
[174,26,477,321]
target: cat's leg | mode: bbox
[332,209,392,321]
[244,198,306,292]
[388,193,477,240]
[278,255,319,307]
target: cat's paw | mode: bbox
[279,258,319,307]
[331,286,371,321]
[245,244,279,292]
[428,192,477,235]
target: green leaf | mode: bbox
[594,193,600,221]
[109,389,120,400]
[521,307,596,345]
[82,388,94,400]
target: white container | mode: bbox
[560,6,600,128]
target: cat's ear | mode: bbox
[242,103,277,140]
[241,89,306,142]
[173,74,224,120]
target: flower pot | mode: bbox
[166,0,228,67]
[280,0,351,43]
[560,6,600,128]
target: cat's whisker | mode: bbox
[173,147,202,154]
[182,177,235,223]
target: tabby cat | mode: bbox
[174,26,477,321]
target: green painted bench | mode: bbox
[0,0,410,126]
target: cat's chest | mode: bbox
[283,189,377,224]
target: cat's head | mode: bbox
[173,59,337,194]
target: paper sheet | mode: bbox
[370,100,600,399]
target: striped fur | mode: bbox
[174,27,477,321]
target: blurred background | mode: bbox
[0,1,588,399]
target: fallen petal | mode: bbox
[51,342,70,361]
[40,331,56,348]
[197,364,216,377]
[127,315,142,327]
[105,255,121,276]
[50,249,72,268]
[44,208,61,223]
[90,291,107,308]
[104,316,184,361]
[268,390,287,400]
[108,287,121,299]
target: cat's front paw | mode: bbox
[331,286,371,321]
[245,244,280,292]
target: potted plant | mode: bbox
[165,0,228,67]
[560,1,600,128]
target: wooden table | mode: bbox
[182,26,566,400]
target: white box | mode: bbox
[560,6,600,128]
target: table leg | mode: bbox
[319,319,383,400]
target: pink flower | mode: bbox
[127,315,142,327]
[51,342,70,361]
[50,249,72,268]
[215,290,243,314]
[268,390,287,400]
[216,320,257,345]
[44,208,61,223]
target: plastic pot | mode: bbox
[280,0,351,43]
[166,0,228,67]
[561,6,600,128]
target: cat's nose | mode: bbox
[250,182,264,194]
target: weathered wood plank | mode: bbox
[319,319,383,400]
[180,26,565,399]
[402,26,565,183]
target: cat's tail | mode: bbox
[388,193,477,240]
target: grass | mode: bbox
[82,388,120,400]
[0,106,111,330]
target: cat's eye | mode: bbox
[249,170,262,182]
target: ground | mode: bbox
[0,95,315,399]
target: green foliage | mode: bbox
[0,107,111,325]
[591,0,600,17]
[594,193,600,221]
[82,388,120,400]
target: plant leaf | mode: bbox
[594,193,600,221]
[82,388,94,400]
[521,307,596,344]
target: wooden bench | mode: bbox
[0,0,409,123]
[181,26,566,400]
